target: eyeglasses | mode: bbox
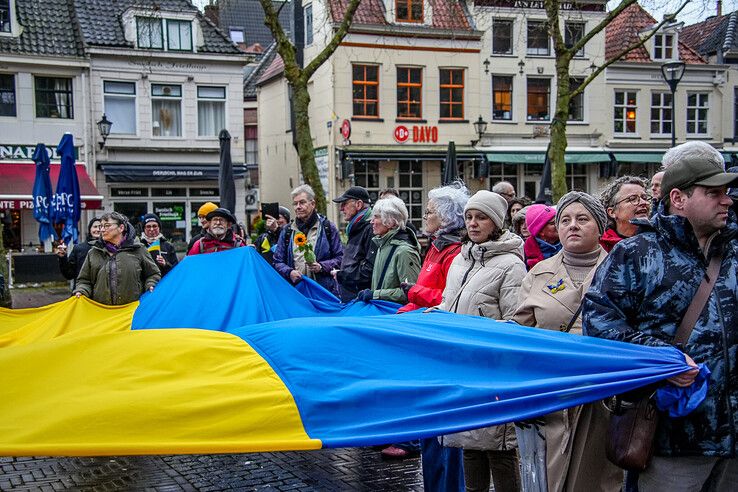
[100,222,120,230]
[423,209,437,218]
[614,193,651,206]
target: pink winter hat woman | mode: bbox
[525,204,557,238]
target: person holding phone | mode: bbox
[256,205,291,265]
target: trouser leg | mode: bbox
[639,456,718,492]
[464,449,491,492]
[488,448,521,492]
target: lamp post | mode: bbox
[472,115,488,146]
[97,114,112,149]
[660,61,685,147]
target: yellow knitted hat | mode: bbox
[197,202,219,217]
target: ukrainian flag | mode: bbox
[147,239,161,253]
[0,248,692,456]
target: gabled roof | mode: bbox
[0,0,85,58]
[256,52,285,87]
[605,3,705,64]
[244,42,278,98]
[680,12,737,56]
[73,0,242,55]
[328,0,472,31]
[213,0,292,48]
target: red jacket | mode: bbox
[599,227,624,253]
[187,230,246,255]
[397,234,462,313]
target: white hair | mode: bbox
[662,141,724,170]
[427,181,469,234]
[492,181,515,195]
[372,196,408,230]
[291,184,315,200]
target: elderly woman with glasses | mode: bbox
[598,176,651,252]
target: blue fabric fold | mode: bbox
[655,363,711,417]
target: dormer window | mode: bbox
[167,20,192,51]
[396,0,423,23]
[137,17,163,49]
[1,0,12,33]
[135,16,193,51]
[654,33,674,60]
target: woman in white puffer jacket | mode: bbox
[439,190,527,492]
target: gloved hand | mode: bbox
[356,289,374,302]
[400,282,414,294]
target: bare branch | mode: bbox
[258,0,299,82]
[302,0,363,81]
[569,0,639,55]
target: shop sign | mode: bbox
[0,199,94,210]
[0,144,80,161]
[340,119,351,139]
[153,204,184,222]
[111,188,148,197]
[394,126,438,144]
[190,188,219,197]
[314,147,329,193]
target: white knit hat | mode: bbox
[464,190,508,230]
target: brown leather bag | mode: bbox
[604,252,722,471]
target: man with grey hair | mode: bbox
[492,181,516,204]
[274,184,344,295]
[584,141,738,491]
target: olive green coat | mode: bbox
[370,227,421,303]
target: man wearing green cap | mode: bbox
[583,141,738,490]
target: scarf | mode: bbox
[104,233,126,255]
[346,207,371,236]
[296,211,319,235]
[536,237,562,259]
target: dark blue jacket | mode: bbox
[336,210,374,302]
[583,212,738,458]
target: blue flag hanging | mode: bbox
[52,133,81,244]
[31,144,57,243]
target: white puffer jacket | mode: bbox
[439,230,526,451]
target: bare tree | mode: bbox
[542,0,691,200]
[258,0,362,213]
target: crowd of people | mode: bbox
[54,140,738,491]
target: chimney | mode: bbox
[718,0,722,17]
[204,3,219,26]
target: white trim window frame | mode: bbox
[166,19,193,51]
[492,19,513,55]
[686,92,709,136]
[568,77,585,122]
[650,91,672,137]
[527,20,550,56]
[304,3,313,45]
[151,83,183,138]
[653,33,674,61]
[197,85,227,137]
[104,80,137,135]
[527,77,550,122]
[492,75,513,121]
[137,16,164,50]
[614,90,637,135]
[0,0,11,33]
[564,22,585,57]
[0,72,16,117]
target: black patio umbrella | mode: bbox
[442,141,458,185]
[536,142,553,205]
[218,129,236,214]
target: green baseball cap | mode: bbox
[661,156,738,198]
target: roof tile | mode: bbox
[329,0,471,31]
[0,0,85,58]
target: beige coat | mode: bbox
[513,249,621,492]
[440,231,526,451]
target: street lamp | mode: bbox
[483,58,490,75]
[660,61,685,147]
[471,115,488,146]
[97,114,113,149]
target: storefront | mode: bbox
[100,162,247,251]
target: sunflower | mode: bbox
[294,232,307,247]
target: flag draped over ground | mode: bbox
[0,247,690,456]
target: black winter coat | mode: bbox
[59,240,94,288]
[139,235,179,276]
[336,212,374,302]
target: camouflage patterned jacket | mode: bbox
[583,212,738,458]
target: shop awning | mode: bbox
[343,145,482,161]
[100,163,248,182]
[0,162,103,210]
[485,151,611,164]
[611,152,665,163]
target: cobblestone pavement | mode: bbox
[5,289,424,491]
[1,449,423,491]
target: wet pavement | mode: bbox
[4,288,424,491]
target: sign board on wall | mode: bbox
[0,144,81,160]
[393,126,439,144]
[314,147,329,194]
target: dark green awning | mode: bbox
[485,151,611,165]
[611,152,664,163]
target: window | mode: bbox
[0,74,15,117]
[198,86,226,137]
[566,163,587,191]
[527,78,550,121]
[686,93,709,135]
[492,76,513,120]
[399,161,423,229]
[245,126,257,165]
[439,69,464,120]
[568,77,584,121]
[614,90,637,134]
[104,81,136,134]
[167,20,192,51]
[396,0,423,23]
[305,4,313,45]
[654,33,674,60]
[397,67,422,119]
[492,19,513,55]
[489,164,519,197]
[527,20,549,56]
[151,84,182,137]
[565,22,585,57]
[35,76,73,119]
[137,17,163,49]
[650,92,672,135]
[1,0,10,33]
[352,64,379,118]
[354,161,380,203]
[229,28,244,44]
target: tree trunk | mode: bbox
[551,59,571,202]
[292,80,326,213]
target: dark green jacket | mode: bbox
[74,223,161,305]
[370,227,421,303]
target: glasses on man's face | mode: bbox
[615,193,651,206]
[100,222,120,230]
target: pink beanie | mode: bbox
[526,204,557,238]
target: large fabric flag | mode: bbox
[0,248,693,456]
[51,133,81,244]
[31,143,57,243]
